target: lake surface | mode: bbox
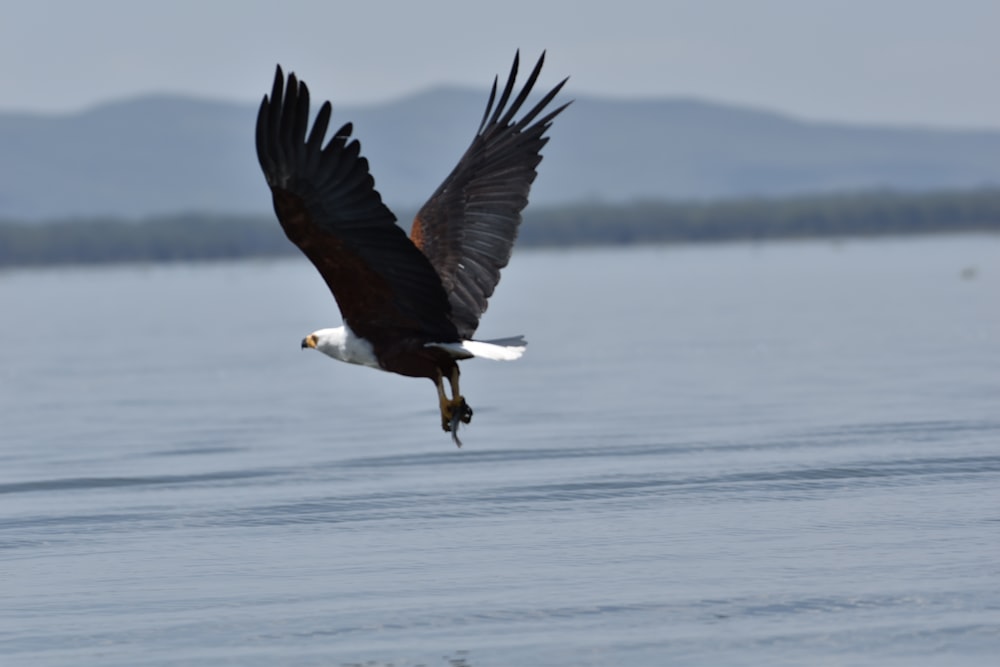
[1,236,999,666]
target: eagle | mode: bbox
[255,52,568,446]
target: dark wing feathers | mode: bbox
[256,55,567,343]
[256,66,458,342]
[410,51,569,338]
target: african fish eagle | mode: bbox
[255,52,568,446]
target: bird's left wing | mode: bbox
[256,66,458,342]
[410,52,569,339]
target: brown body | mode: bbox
[377,338,461,380]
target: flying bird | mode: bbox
[255,52,568,446]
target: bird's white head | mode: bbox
[300,325,380,368]
[301,326,347,358]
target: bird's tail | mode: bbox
[426,336,527,361]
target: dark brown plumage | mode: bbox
[411,53,569,338]
[255,52,568,444]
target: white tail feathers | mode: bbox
[426,336,527,361]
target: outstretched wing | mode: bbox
[256,66,458,342]
[410,51,570,339]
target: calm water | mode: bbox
[1,237,999,666]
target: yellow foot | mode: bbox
[439,396,474,447]
[440,396,474,432]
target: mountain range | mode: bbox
[3,87,1000,221]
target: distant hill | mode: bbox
[3,87,1000,221]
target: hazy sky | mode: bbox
[3,0,999,129]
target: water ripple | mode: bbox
[0,469,279,495]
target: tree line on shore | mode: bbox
[2,187,999,268]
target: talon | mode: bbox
[439,397,473,431]
[436,369,472,447]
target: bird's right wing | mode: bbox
[256,66,458,342]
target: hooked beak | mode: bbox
[301,334,317,350]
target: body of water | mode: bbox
[1,236,999,666]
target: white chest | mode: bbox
[314,325,382,370]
